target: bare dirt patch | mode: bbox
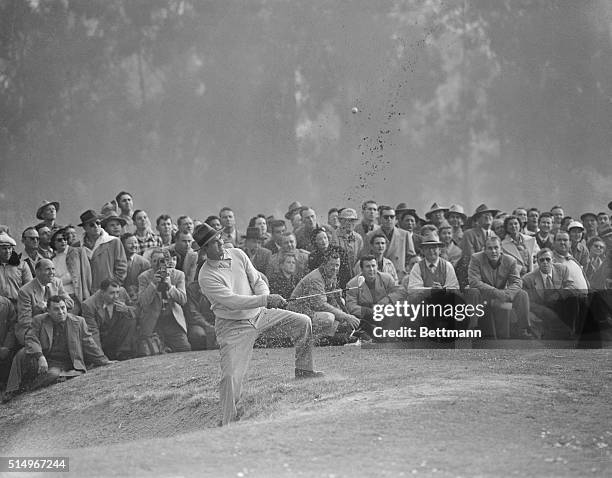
[1,348,610,477]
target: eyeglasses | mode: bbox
[55,237,67,242]
[86,221,101,228]
[538,257,552,262]
[591,244,605,249]
[382,215,395,219]
[24,236,39,240]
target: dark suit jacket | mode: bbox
[25,313,109,371]
[460,227,491,258]
[125,254,151,290]
[0,296,16,352]
[240,246,272,276]
[522,263,575,305]
[81,290,135,349]
[16,278,72,344]
[468,252,522,301]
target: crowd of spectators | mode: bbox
[1,192,611,402]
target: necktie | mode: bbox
[429,263,436,273]
[43,285,51,301]
[104,305,111,323]
[545,275,553,289]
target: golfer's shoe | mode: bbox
[295,368,325,379]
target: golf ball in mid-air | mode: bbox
[352,107,359,114]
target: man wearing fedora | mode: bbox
[405,230,459,291]
[284,201,303,233]
[0,232,33,304]
[355,200,378,242]
[196,223,322,426]
[468,236,532,338]
[460,204,499,260]
[240,227,272,276]
[425,203,449,229]
[35,200,63,234]
[336,208,363,269]
[79,209,127,290]
[445,204,467,244]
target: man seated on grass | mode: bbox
[289,250,360,343]
[346,255,397,340]
[3,296,113,403]
[81,279,137,360]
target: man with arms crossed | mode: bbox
[196,224,323,426]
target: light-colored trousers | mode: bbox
[215,308,314,426]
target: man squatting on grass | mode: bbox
[195,223,324,426]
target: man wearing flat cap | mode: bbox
[336,208,363,269]
[0,233,33,304]
[196,223,322,426]
[35,200,63,234]
[79,209,127,290]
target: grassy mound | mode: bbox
[1,348,611,477]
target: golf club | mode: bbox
[288,275,365,302]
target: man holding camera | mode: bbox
[138,248,191,353]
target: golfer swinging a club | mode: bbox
[195,223,323,426]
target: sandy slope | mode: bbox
[1,348,610,477]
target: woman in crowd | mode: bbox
[50,227,92,314]
[501,215,539,276]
